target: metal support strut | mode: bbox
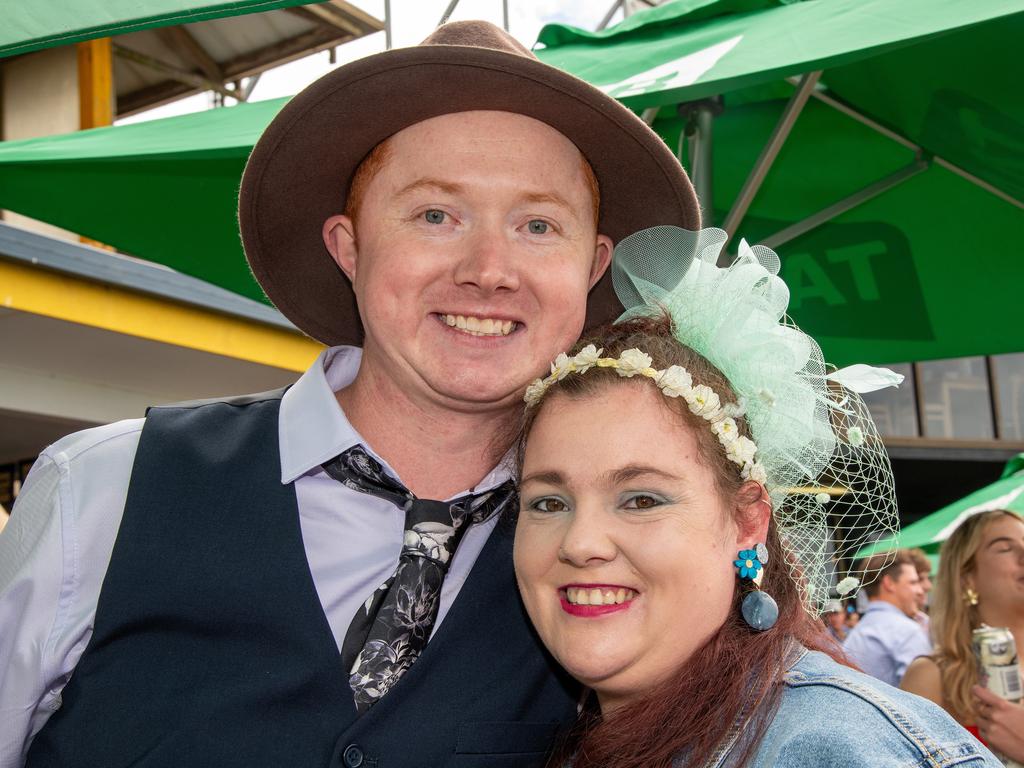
[721,70,821,256]
[760,155,931,251]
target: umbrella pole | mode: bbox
[693,104,714,227]
[679,102,717,227]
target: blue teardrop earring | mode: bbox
[734,543,779,631]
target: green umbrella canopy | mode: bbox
[535,0,1024,367]
[0,97,285,303]
[858,454,1024,558]
[535,0,1022,107]
[0,0,1022,366]
[0,0,322,58]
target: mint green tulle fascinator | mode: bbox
[610,226,901,613]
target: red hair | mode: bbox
[518,314,848,768]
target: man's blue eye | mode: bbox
[528,220,549,234]
[424,210,446,224]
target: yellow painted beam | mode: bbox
[0,260,323,372]
[77,38,113,129]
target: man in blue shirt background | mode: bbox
[844,550,932,687]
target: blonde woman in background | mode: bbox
[902,509,1024,760]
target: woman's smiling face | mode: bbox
[514,383,762,712]
[968,513,1024,613]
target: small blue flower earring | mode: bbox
[734,543,778,631]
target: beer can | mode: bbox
[973,627,1024,768]
[973,626,1022,704]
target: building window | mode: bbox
[862,363,918,437]
[992,352,1024,440]
[918,357,994,440]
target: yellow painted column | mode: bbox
[77,38,114,250]
[77,37,114,129]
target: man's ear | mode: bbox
[323,214,358,281]
[589,234,614,290]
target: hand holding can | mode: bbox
[973,627,1024,767]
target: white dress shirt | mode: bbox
[0,346,507,767]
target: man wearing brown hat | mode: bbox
[0,22,697,768]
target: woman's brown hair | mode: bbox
[517,313,844,768]
[930,508,1023,722]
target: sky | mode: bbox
[118,0,615,125]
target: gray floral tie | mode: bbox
[322,445,515,711]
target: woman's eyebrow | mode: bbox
[985,536,1019,549]
[520,470,565,487]
[606,464,681,485]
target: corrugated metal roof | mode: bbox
[113,1,382,116]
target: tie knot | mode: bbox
[403,497,456,528]
[402,518,459,569]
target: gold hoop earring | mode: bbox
[963,588,979,606]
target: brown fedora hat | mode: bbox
[239,20,698,346]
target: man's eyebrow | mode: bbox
[393,178,465,198]
[391,182,578,217]
[520,191,575,213]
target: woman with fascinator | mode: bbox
[512,228,999,767]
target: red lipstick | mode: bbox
[559,585,636,617]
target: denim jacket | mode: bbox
[702,648,1000,768]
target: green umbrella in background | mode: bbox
[857,454,1024,559]
[0,97,284,303]
[0,0,320,58]
[536,0,1024,367]
[0,0,1021,368]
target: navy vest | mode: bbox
[27,392,578,767]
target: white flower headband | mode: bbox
[524,345,768,485]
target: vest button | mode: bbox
[342,744,364,768]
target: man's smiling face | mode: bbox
[324,110,612,412]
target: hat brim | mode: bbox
[240,44,699,346]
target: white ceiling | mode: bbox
[0,308,303,463]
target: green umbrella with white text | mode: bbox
[535,0,1024,367]
[857,454,1024,558]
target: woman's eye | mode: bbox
[527,219,549,235]
[531,497,568,513]
[424,209,446,224]
[622,494,664,510]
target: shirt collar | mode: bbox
[279,345,370,484]
[278,345,513,495]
